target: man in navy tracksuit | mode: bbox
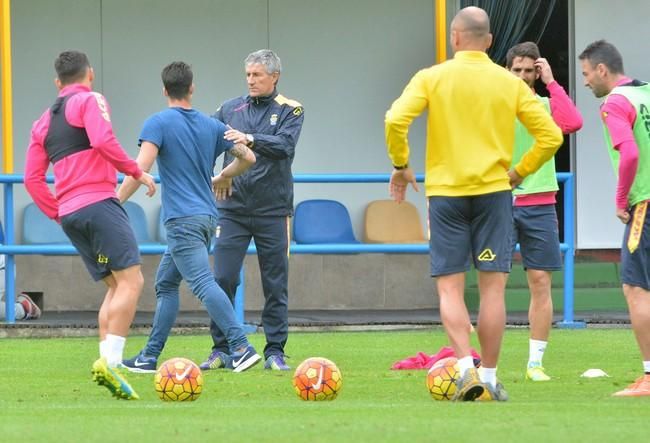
[201,49,304,371]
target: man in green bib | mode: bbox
[506,42,583,382]
[580,40,650,397]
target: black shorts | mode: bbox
[513,205,562,271]
[428,191,513,277]
[61,198,141,281]
[621,201,650,290]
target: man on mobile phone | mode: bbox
[506,41,583,382]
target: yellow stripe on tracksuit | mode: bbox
[628,201,648,253]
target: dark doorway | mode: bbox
[521,0,571,242]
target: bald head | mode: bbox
[451,6,490,36]
[450,6,492,52]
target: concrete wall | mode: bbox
[574,0,650,248]
[15,254,437,312]
[2,0,439,312]
[2,0,434,241]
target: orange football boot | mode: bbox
[612,374,650,397]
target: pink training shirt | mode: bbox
[24,84,142,220]
[600,76,639,210]
[514,80,583,206]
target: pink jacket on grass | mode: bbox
[391,346,481,370]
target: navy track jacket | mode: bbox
[213,90,304,216]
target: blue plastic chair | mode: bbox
[22,203,70,244]
[293,199,359,244]
[122,201,153,244]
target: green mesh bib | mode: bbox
[512,96,559,196]
[602,83,650,206]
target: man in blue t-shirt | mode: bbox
[118,61,261,373]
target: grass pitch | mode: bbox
[1,329,649,443]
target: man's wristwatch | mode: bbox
[245,133,255,148]
[393,163,408,170]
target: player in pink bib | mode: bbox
[580,40,650,397]
[24,51,156,400]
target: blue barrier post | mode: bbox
[3,182,16,323]
[556,173,585,328]
[234,266,256,333]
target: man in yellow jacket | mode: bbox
[385,6,562,402]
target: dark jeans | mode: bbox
[144,215,247,357]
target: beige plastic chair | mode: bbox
[364,200,427,243]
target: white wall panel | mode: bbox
[269,0,434,235]
[575,0,650,248]
[100,0,267,219]
[9,0,102,162]
[4,0,436,240]
[2,0,102,238]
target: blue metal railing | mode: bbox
[1,173,579,327]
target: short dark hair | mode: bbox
[54,51,90,85]
[505,42,540,68]
[578,40,624,74]
[161,62,193,100]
